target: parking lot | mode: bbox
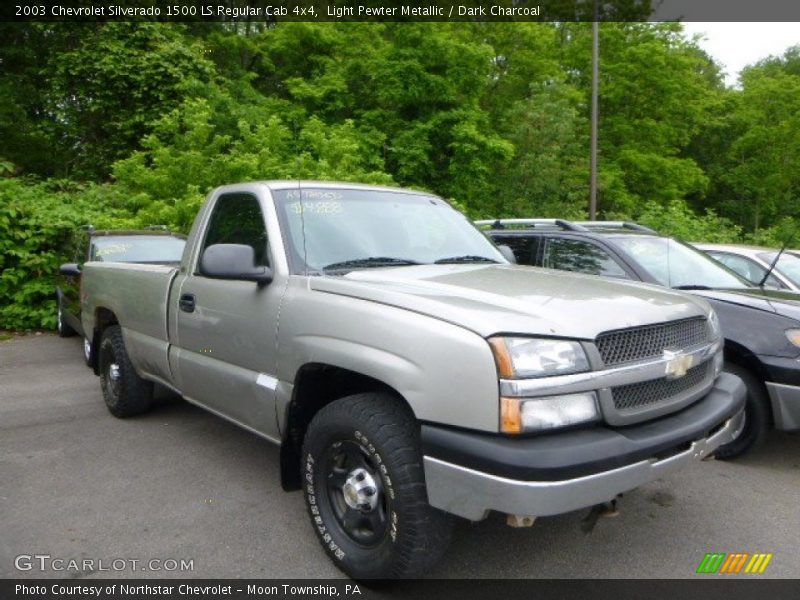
[1,333,799,579]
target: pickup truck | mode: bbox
[56,227,186,363]
[81,182,745,578]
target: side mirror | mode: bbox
[60,263,81,277]
[497,244,517,264]
[200,244,272,284]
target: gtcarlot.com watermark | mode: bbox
[14,553,194,573]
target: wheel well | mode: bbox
[279,363,409,491]
[723,340,768,382]
[90,308,118,374]
[723,340,774,423]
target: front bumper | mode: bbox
[765,382,800,431]
[423,372,745,521]
[755,355,800,431]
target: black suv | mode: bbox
[56,227,186,362]
[481,219,800,458]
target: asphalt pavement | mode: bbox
[1,333,799,579]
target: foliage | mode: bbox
[633,199,742,244]
[693,46,800,232]
[1,23,799,329]
[0,23,215,179]
[559,22,717,215]
[0,179,134,329]
[745,217,800,248]
[112,87,395,232]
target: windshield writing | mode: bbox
[274,188,505,274]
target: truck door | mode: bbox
[173,191,283,441]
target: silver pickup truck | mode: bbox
[81,181,745,578]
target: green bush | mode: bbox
[632,199,744,243]
[0,179,134,330]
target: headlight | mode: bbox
[501,393,600,433]
[708,310,722,339]
[785,329,800,348]
[488,336,590,379]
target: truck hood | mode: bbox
[310,264,710,339]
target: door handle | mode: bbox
[179,293,196,313]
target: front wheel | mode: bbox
[715,363,771,460]
[302,393,453,579]
[99,325,153,418]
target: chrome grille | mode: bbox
[611,361,711,411]
[596,317,710,366]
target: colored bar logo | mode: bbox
[696,552,773,574]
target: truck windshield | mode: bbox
[91,236,186,263]
[612,236,750,289]
[273,188,505,274]
[758,252,800,287]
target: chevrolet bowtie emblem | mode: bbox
[664,349,693,379]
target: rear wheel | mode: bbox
[56,297,76,338]
[302,393,453,579]
[99,325,153,418]
[715,363,770,460]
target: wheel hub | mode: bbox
[109,363,121,381]
[341,468,378,511]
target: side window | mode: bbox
[711,253,777,286]
[543,238,629,278]
[492,235,538,266]
[202,193,269,267]
[710,253,752,282]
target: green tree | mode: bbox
[0,23,215,179]
[558,22,719,215]
[724,61,800,230]
[112,87,394,232]
[49,23,215,179]
[694,46,800,233]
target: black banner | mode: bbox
[3,0,800,23]
[4,579,800,600]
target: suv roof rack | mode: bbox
[474,219,589,232]
[573,221,657,234]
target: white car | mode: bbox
[694,243,800,291]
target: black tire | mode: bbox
[56,296,76,338]
[99,325,153,418]
[302,393,453,579]
[715,363,771,460]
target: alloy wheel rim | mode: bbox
[107,359,121,397]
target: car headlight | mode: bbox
[785,329,800,348]
[488,336,590,379]
[708,310,722,339]
[501,393,600,433]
